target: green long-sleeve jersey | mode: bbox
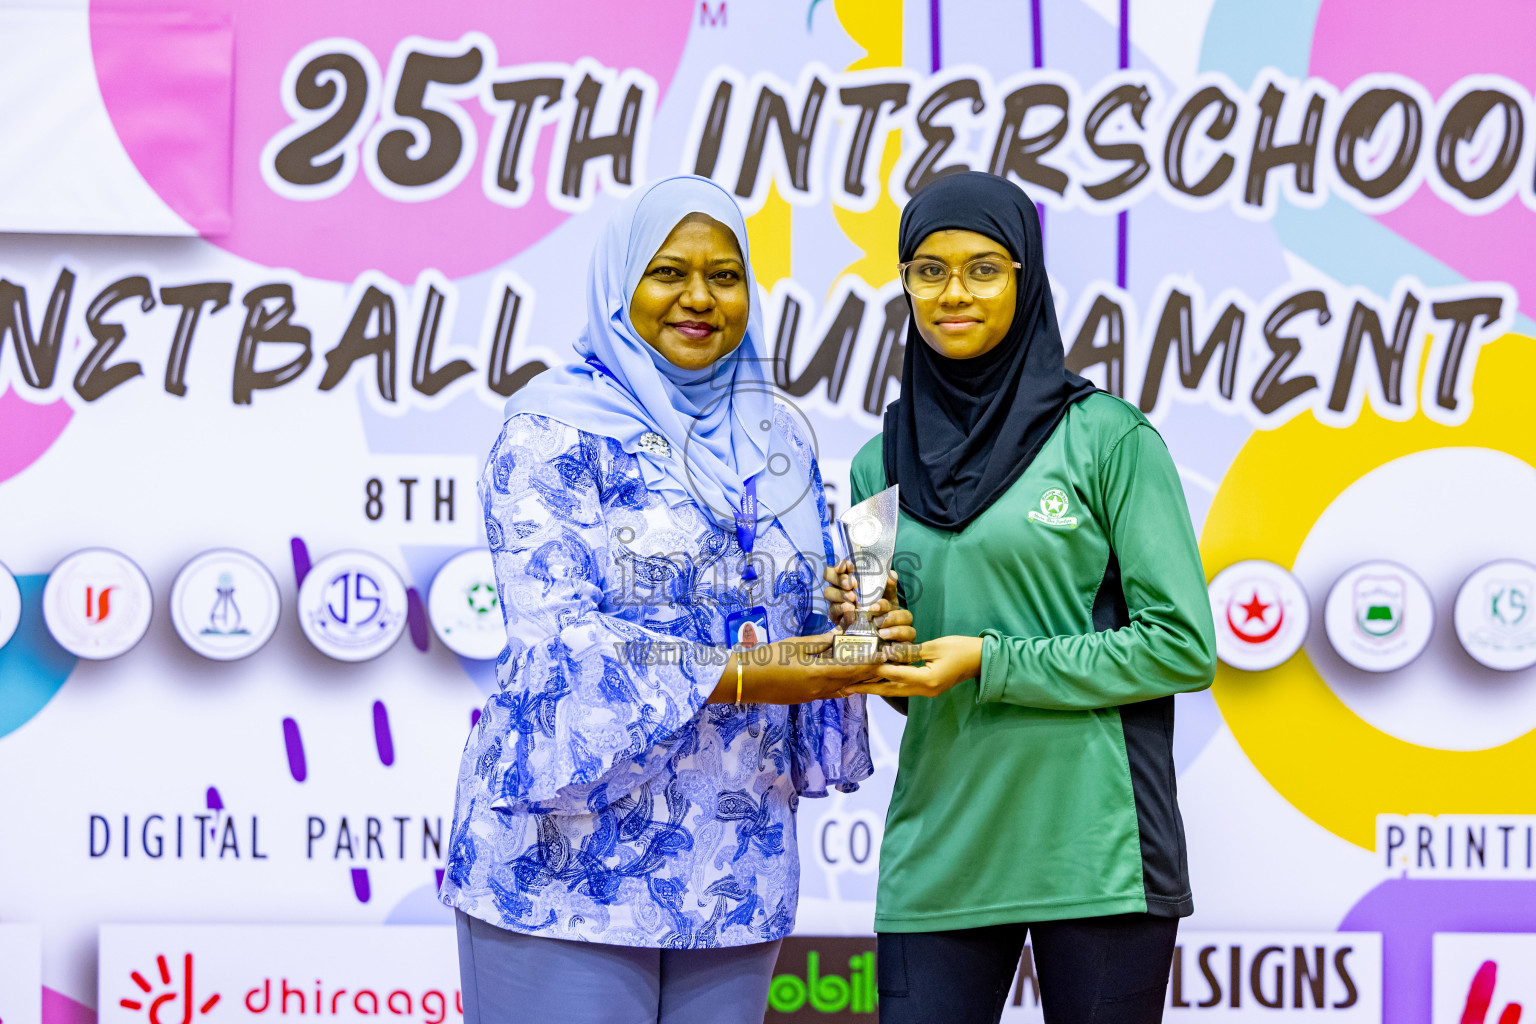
[851,392,1217,931]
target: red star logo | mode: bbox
[1240,593,1270,623]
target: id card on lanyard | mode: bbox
[723,475,771,648]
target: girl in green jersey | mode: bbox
[827,172,1216,1024]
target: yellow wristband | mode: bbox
[735,658,745,706]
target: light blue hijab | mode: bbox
[505,175,828,564]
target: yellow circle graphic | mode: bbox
[1200,334,1536,848]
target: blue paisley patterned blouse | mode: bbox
[440,408,872,948]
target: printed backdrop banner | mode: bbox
[3,2,1536,1024]
[93,926,1387,1023]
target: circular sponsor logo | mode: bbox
[297,551,408,662]
[428,549,504,660]
[42,549,154,659]
[1324,561,1434,672]
[0,560,21,650]
[1454,559,1536,672]
[170,550,282,661]
[1208,559,1310,671]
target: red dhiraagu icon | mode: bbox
[119,954,220,1024]
[1434,934,1536,1023]
[41,548,154,659]
[1207,560,1309,671]
[1324,560,1434,672]
[1458,961,1522,1024]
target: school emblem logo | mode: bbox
[1454,559,1536,671]
[1324,561,1434,672]
[170,550,281,661]
[1027,487,1079,529]
[297,551,408,662]
[42,549,154,660]
[1208,560,1309,671]
[427,548,505,660]
[1352,574,1405,640]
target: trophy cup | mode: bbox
[831,484,900,661]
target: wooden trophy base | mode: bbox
[831,632,880,662]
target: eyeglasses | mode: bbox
[898,257,1022,299]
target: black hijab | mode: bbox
[884,172,1096,531]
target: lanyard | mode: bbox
[736,476,759,585]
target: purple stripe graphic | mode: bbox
[282,717,307,782]
[1119,0,1129,68]
[470,708,482,730]
[1116,212,1128,289]
[928,0,942,73]
[289,537,311,588]
[373,700,395,766]
[1031,0,1046,242]
[1030,0,1044,68]
[435,868,446,892]
[205,786,223,811]
[1117,0,1129,289]
[351,868,371,903]
[406,587,430,652]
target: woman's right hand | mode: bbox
[823,562,907,634]
[707,633,885,705]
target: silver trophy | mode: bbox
[832,484,900,661]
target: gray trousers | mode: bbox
[455,911,782,1024]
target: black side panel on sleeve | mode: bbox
[1093,551,1194,917]
[1091,550,1130,632]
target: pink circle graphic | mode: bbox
[89,1,692,282]
[1310,0,1536,307]
[0,392,72,484]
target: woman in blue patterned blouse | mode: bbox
[440,175,911,1024]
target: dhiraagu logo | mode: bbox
[767,946,876,1016]
[1027,487,1079,529]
